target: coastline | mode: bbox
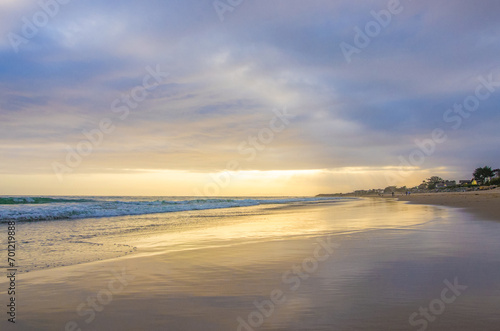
[398,187,500,222]
[2,199,500,330]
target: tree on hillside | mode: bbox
[384,186,397,193]
[426,176,444,189]
[473,166,494,183]
[426,176,444,184]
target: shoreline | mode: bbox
[397,188,500,222]
[2,198,500,330]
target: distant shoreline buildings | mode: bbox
[318,167,500,197]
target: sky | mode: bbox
[1,0,499,196]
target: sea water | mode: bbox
[0,196,349,272]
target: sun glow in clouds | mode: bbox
[0,166,457,197]
[1,1,499,196]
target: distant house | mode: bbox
[494,169,500,178]
[459,180,472,186]
[434,180,456,189]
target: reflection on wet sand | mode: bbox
[2,199,500,330]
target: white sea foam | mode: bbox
[0,196,347,222]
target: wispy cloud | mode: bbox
[1,0,499,194]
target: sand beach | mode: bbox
[2,198,500,330]
[398,187,500,222]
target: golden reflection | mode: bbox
[134,198,451,256]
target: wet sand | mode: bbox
[398,188,500,222]
[2,199,500,330]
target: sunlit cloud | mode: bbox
[1,0,499,195]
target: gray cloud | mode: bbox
[1,0,499,182]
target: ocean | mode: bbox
[0,196,342,222]
[0,196,349,272]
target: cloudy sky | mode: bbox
[1,0,499,196]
